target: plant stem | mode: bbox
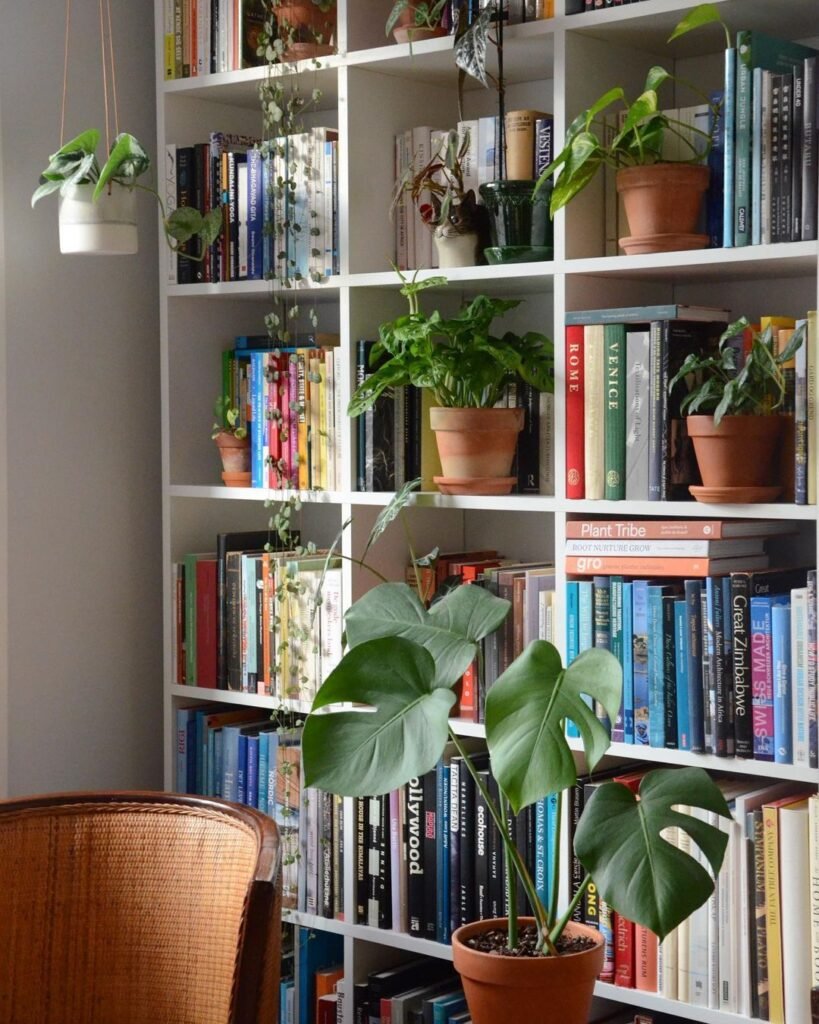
[499,790,517,949]
[400,512,424,596]
[548,874,591,948]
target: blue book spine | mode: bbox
[250,351,264,488]
[222,725,240,802]
[246,734,260,808]
[610,577,625,742]
[622,582,634,744]
[246,148,263,280]
[237,733,248,804]
[175,708,193,792]
[433,995,467,1024]
[258,731,269,813]
[578,581,594,652]
[674,599,690,750]
[772,601,793,763]
[647,585,666,748]
[707,89,725,248]
[566,581,580,738]
[734,31,753,246]
[751,66,764,245]
[631,580,650,746]
[723,48,737,247]
[751,595,787,762]
[266,730,280,818]
[704,578,718,754]
[195,710,209,795]
[535,797,547,911]
[296,930,343,1024]
[684,579,705,753]
[213,729,224,798]
[545,792,558,903]
[436,761,450,943]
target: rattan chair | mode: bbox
[0,791,282,1024]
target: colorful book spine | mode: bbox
[603,323,626,501]
[631,580,649,746]
[751,594,788,762]
[723,47,737,247]
[622,581,634,745]
[674,598,690,750]
[772,600,793,764]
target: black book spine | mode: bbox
[176,145,195,284]
[474,770,491,920]
[802,57,817,241]
[321,789,334,919]
[685,579,705,753]
[517,380,540,494]
[355,796,367,924]
[422,768,437,939]
[366,793,391,930]
[449,759,461,936]
[712,576,731,757]
[662,594,678,749]
[487,773,504,919]
[225,552,243,691]
[700,588,714,754]
[570,777,584,921]
[458,762,476,927]
[732,573,754,757]
[792,63,804,240]
[355,340,370,492]
[406,776,425,936]
[771,75,783,243]
[780,74,794,242]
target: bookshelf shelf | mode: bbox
[157,3,819,1023]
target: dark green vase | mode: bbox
[478,179,553,262]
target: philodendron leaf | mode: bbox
[345,582,509,687]
[362,477,422,559]
[302,636,455,795]
[574,767,732,941]
[166,205,205,242]
[486,645,621,814]
[667,3,723,43]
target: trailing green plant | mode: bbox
[537,4,730,215]
[300,492,732,954]
[347,273,554,413]
[386,0,449,38]
[31,129,222,256]
[669,317,807,426]
[212,395,248,439]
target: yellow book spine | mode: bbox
[309,355,322,490]
[275,559,290,701]
[763,803,785,1024]
[318,357,328,491]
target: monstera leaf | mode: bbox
[345,581,509,687]
[574,767,732,941]
[302,636,455,795]
[485,645,621,814]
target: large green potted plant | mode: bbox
[32,129,222,257]
[348,274,554,494]
[537,5,727,254]
[669,316,806,503]
[393,129,491,268]
[301,504,732,1024]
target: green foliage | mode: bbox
[669,317,806,425]
[537,4,728,215]
[212,395,248,439]
[347,274,554,414]
[393,129,471,229]
[386,0,449,37]
[302,575,732,950]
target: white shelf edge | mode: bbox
[560,499,818,520]
[594,981,750,1023]
[169,685,311,714]
[566,241,819,276]
[162,53,343,95]
[284,910,351,937]
[347,263,555,288]
[167,277,341,299]
[169,485,347,503]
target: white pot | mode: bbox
[433,228,479,269]
[58,182,138,255]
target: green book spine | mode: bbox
[603,322,626,500]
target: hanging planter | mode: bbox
[58,181,138,255]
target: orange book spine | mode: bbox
[635,925,658,992]
[564,555,763,577]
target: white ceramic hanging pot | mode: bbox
[58,182,138,255]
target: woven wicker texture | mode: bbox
[0,793,281,1024]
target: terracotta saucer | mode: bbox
[434,475,516,496]
[619,232,709,255]
[689,484,782,504]
[222,471,252,487]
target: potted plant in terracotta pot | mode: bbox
[301,535,732,1024]
[212,396,251,486]
[669,316,806,503]
[537,7,727,254]
[272,0,336,61]
[32,129,222,257]
[347,273,553,494]
[393,129,490,268]
[387,0,449,45]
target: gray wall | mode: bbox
[0,0,163,794]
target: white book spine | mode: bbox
[538,391,555,495]
[583,325,605,500]
[411,126,433,270]
[676,806,691,1003]
[457,119,480,198]
[810,794,819,988]
[333,348,343,491]
[624,328,651,501]
[780,801,812,1024]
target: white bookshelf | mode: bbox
[156,2,819,1022]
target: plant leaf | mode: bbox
[667,3,724,43]
[486,645,622,814]
[166,205,205,242]
[302,637,455,795]
[55,129,100,158]
[345,581,509,688]
[574,767,732,941]
[385,0,410,36]
[453,7,492,86]
[94,133,149,199]
[363,478,422,559]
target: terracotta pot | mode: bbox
[452,918,604,1024]
[686,414,783,498]
[214,432,251,476]
[275,2,335,59]
[616,163,709,254]
[392,5,448,44]
[430,407,524,492]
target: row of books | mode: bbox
[720,30,819,247]
[394,112,554,270]
[166,128,339,286]
[565,519,817,766]
[565,304,817,504]
[222,336,343,490]
[575,775,819,1024]
[286,930,343,1024]
[567,0,652,10]
[348,958,466,1024]
[162,0,266,79]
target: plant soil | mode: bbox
[465,924,596,958]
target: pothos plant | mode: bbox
[31,129,222,256]
[297,483,733,954]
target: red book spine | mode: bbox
[195,558,218,687]
[613,911,635,988]
[565,324,585,498]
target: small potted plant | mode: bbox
[272,0,336,61]
[348,273,554,494]
[669,316,806,503]
[537,6,727,254]
[212,396,251,486]
[301,516,732,1024]
[32,129,222,257]
[386,0,449,45]
[393,129,490,268]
